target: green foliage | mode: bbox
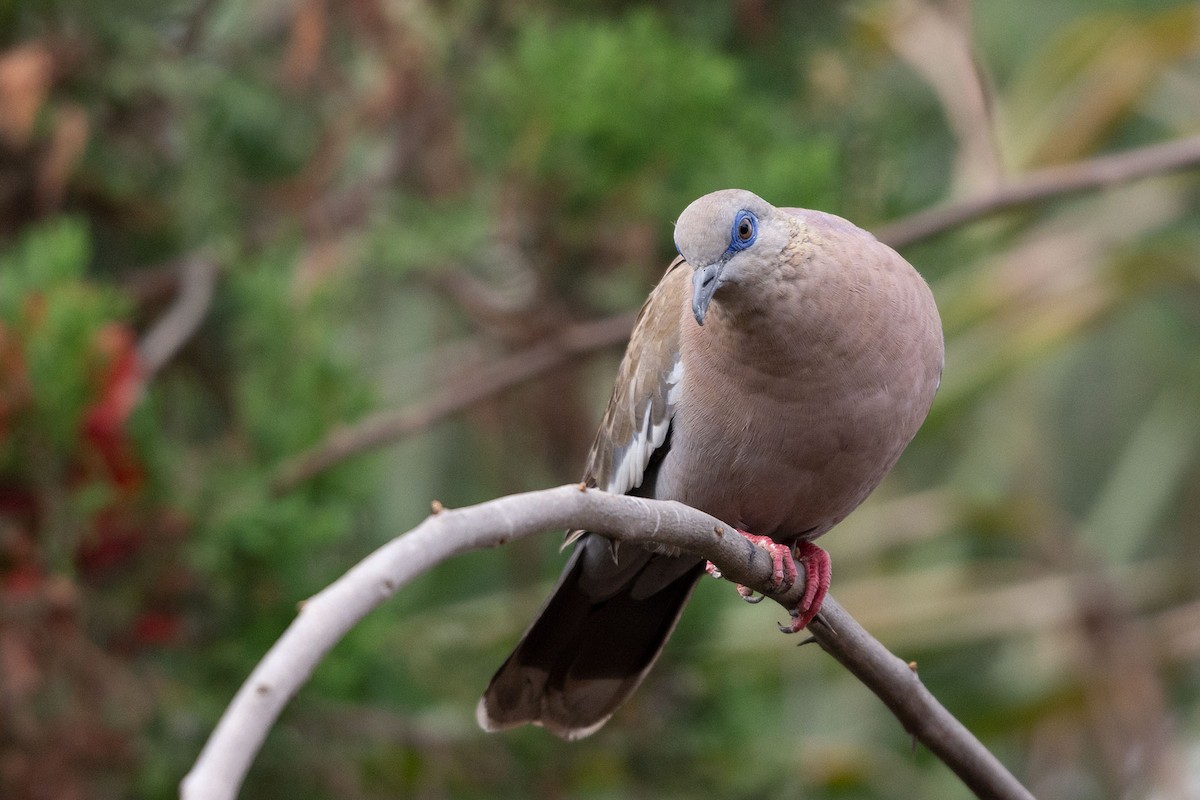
[227,249,369,459]
[472,11,838,214]
[362,194,493,276]
[477,13,736,191]
[205,76,320,182]
[0,217,93,315]
[0,219,125,452]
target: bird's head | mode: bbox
[673,189,786,326]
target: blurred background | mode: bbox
[2,0,1199,797]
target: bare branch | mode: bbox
[269,311,636,494]
[883,0,1003,194]
[808,604,1034,800]
[136,256,219,382]
[877,134,1200,249]
[181,486,1034,800]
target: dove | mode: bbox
[478,189,943,740]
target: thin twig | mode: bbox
[176,0,220,55]
[136,256,218,382]
[180,485,1035,800]
[877,134,1200,249]
[269,311,636,493]
[883,0,1002,195]
[807,600,1033,800]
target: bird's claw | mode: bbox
[736,532,798,594]
[737,583,764,604]
[714,533,831,631]
[710,557,767,602]
[718,531,798,605]
[720,532,831,634]
[778,541,831,634]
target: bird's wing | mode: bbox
[582,256,688,496]
[478,258,700,739]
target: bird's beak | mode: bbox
[691,262,723,326]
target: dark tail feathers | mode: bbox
[477,538,702,740]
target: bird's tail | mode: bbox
[477,536,703,740]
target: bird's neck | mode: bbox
[690,279,842,378]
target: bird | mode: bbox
[477,188,944,740]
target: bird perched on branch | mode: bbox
[478,189,943,740]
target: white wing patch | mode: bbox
[604,357,684,495]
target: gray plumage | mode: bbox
[478,189,944,740]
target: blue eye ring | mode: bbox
[727,210,758,253]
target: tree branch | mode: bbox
[877,134,1200,249]
[180,485,1035,800]
[269,135,1200,494]
[136,255,219,382]
[269,311,636,494]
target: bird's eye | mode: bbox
[727,210,758,253]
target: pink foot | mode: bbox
[720,532,831,632]
[727,531,797,605]
[779,541,831,633]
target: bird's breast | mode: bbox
[659,283,941,540]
